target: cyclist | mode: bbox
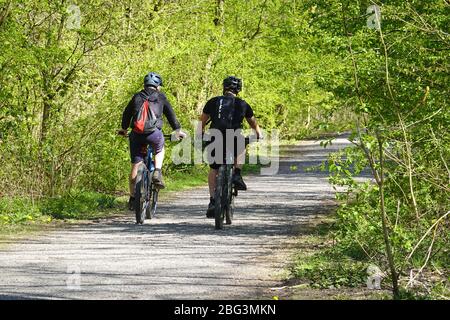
[118,72,186,210]
[198,76,263,218]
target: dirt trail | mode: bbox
[0,136,351,300]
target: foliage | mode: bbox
[307,0,450,298]
[0,191,117,223]
[40,191,117,220]
[0,0,337,200]
[292,249,368,289]
[0,197,43,224]
[0,0,448,299]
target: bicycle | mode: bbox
[133,133,184,225]
[119,131,179,225]
[210,135,259,230]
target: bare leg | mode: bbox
[154,146,165,170]
[129,162,143,197]
[208,169,218,198]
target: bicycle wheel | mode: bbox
[225,167,234,225]
[214,166,226,230]
[148,188,159,219]
[225,191,235,225]
[145,173,153,219]
[134,163,148,225]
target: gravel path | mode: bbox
[0,137,351,300]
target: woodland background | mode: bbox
[0,0,448,299]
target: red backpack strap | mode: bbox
[139,91,157,120]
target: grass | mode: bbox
[292,251,368,289]
[286,216,450,300]
[0,192,120,226]
[164,164,209,193]
[0,161,262,232]
[289,220,371,290]
[39,192,118,220]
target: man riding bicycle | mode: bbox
[199,76,263,218]
[119,72,187,210]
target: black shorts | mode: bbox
[206,134,246,170]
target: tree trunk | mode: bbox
[377,133,400,299]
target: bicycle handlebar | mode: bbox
[118,130,261,144]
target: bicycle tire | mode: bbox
[225,166,234,225]
[148,188,158,219]
[214,166,226,230]
[145,172,153,219]
[134,163,147,225]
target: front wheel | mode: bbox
[135,163,148,225]
[147,188,158,219]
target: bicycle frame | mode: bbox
[144,145,155,173]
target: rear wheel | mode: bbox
[225,167,234,225]
[214,166,226,230]
[135,164,148,225]
[225,196,234,225]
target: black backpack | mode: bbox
[212,96,236,131]
[132,92,158,134]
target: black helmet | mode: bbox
[223,76,242,94]
[144,72,163,88]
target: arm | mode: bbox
[121,98,134,130]
[198,98,213,138]
[162,96,181,131]
[198,112,210,137]
[246,116,263,139]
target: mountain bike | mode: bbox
[212,135,259,230]
[133,134,178,225]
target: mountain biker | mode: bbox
[118,72,187,210]
[198,76,263,218]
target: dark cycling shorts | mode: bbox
[207,134,246,170]
[129,129,165,164]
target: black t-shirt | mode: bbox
[203,95,254,130]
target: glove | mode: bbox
[174,129,187,140]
